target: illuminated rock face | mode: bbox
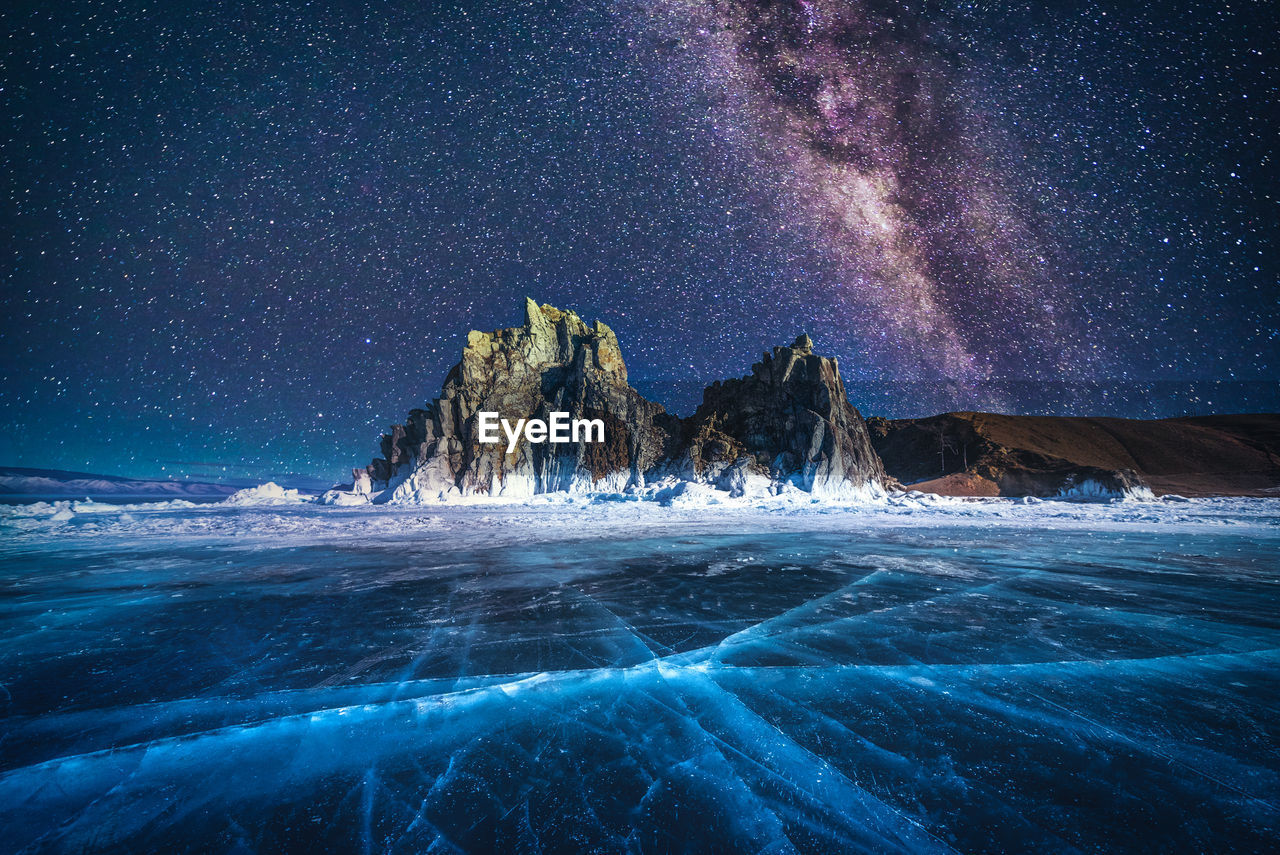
[343,301,887,503]
[353,299,678,501]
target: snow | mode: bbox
[222,481,310,505]
[2,489,1277,546]
[1,494,1276,850]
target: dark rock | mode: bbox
[681,335,886,496]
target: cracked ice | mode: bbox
[1,499,1278,851]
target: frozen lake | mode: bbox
[1,497,1278,852]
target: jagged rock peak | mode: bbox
[343,300,674,503]
[688,334,886,497]
[457,298,627,383]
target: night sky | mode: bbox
[3,0,1276,484]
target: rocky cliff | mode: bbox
[673,336,885,497]
[332,301,886,503]
[349,299,677,501]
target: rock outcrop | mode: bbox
[675,335,885,497]
[350,299,677,501]
[332,301,887,503]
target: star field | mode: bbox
[1,0,1276,483]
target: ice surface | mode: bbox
[0,498,1277,852]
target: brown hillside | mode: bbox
[868,412,1280,497]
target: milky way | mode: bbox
[2,0,1275,481]
[631,0,1089,393]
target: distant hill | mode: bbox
[0,467,242,498]
[868,413,1280,497]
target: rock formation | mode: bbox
[674,335,885,497]
[349,299,677,501]
[332,301,887,503]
